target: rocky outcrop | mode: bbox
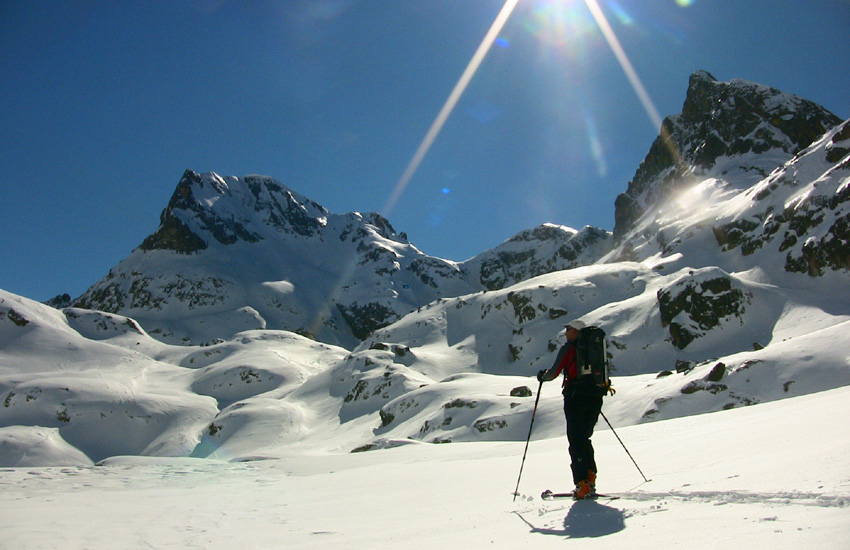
[712,119,850,276]
[614,71,842,241]
[657,268,752,350]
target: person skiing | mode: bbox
[537,319,604,499]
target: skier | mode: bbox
[537,319,604,499]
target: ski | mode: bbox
[541,489,620,501]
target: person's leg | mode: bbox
[583,394,603,480]
[565,399,590,485]
[565,394,603,485]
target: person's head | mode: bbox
[565,320,586,342]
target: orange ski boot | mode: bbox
[572,480,594,500]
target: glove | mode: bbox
[537,370,546,382]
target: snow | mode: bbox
[1,83,848,548]
[2,278,849,547]
[1,386,847,549]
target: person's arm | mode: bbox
[537,344,568,382]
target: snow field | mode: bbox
[1,385,847,549]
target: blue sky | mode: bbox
[2,0,848,302]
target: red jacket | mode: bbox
[541,342,577,386]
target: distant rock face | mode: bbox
[461,223,612,291]
[74,171,458,346]
[614,71,842,241]
[74,171,610,347]
[44,294,72,309]
[138,171,328,253]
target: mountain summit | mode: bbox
[614,70,841,241]
[74,171,610,347]
[137,171,332,253]
[75,170,467,346]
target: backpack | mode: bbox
[576,326,615,396]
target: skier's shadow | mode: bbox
[517,500,626,538]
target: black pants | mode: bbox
[563,387,603,485]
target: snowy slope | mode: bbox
[1,385,847,549]
[357,261,850,446]
[607,116,850,281]
[4,235,849,466]
[0,289,348,464]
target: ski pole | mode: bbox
[600,410,650,483]
[513,378,543,501]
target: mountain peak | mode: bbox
[689,69,717,85]
[74,168,613,346]
[613,72,842,240]
[138,170,334,254]
[679,71,837,153]
[138,170,213,254]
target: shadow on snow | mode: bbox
[515,500,626,539]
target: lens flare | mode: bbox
[607,0,634,26]
[582,0,686,169]
[582,0,661,130]
[584,113,607,177]
[382,0,520,217]
[519,0,598,60]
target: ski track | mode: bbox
[516,490,850,513]
[590,490,849,508]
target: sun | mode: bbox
[519,0,599,56]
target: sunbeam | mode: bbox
[314,1,521,341]
[582,0,661,131]
[381,0,520,217]
[582,0,687,174]
[584,112,607,177]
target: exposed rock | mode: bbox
[44,294,72,309]
[657,269,752,349]
[465,224,612,291]
[615,71,842,241]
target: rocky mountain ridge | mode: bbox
[613,70,842,243]
[73,171,611,348]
